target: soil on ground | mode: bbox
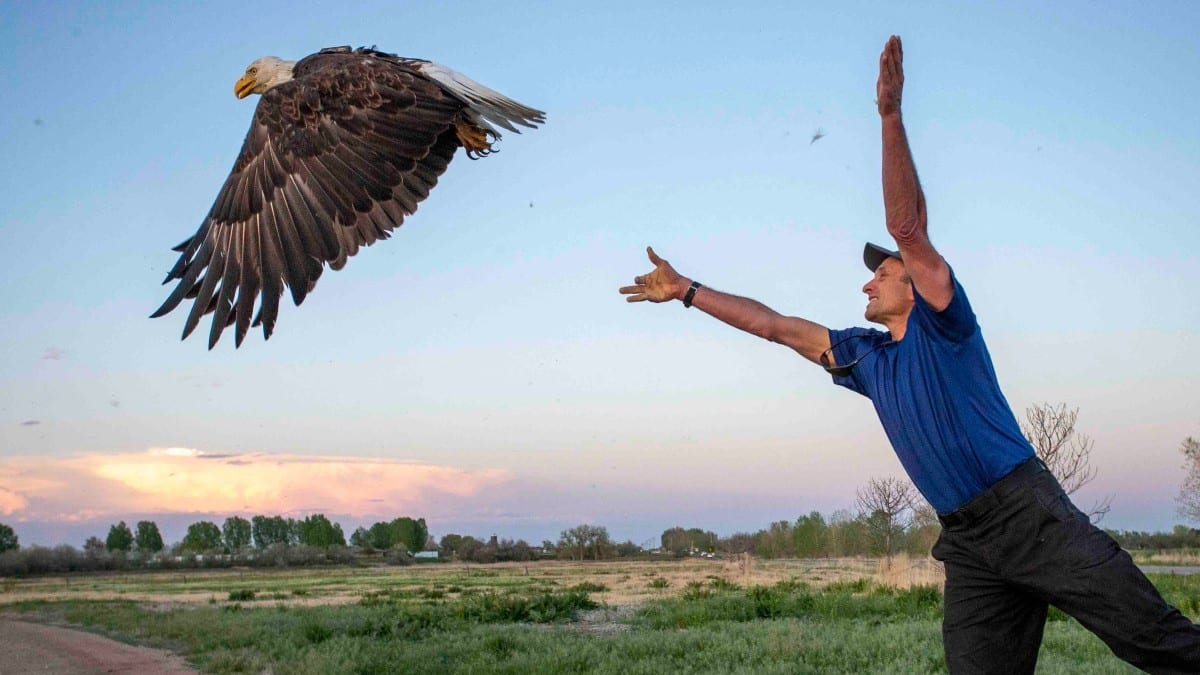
[0,617,196,674]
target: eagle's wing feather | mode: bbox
[153,54,464,348]
[416,61,545,136]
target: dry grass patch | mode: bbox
[1130,549,1200,566]
[0,557,899,611]
[517,557,883,606]
[873,553,945,590]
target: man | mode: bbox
[620,36,1200,674]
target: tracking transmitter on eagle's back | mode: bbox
[151,46,545,348]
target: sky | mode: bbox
[1,1,1198,549]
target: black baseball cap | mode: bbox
[863,242,902,272]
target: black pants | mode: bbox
[932,458,1200,674]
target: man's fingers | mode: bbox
[620,281,653,302]
[881,36,902,75]
[626,247,666,303]
[647,246,664,266]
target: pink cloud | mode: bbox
[0,449,513,521]
[0,487,28,515]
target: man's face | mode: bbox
[862,257,914,325]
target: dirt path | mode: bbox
[0,618,196,674]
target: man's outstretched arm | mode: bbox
[878,35,953,310]
[619,246,832,365]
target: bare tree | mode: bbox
[1021,402,1111,522]
[1176,437,1200,523]
[908,503,941,553]
[857,476,917,561]
[557,524,613,561]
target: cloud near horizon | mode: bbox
[0,448,513,522]
[0,486,28,515]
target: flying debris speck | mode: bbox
[810,128,826,145]
[20,420,41,426]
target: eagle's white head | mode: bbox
[234,56,296,99]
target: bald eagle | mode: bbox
[152,46,544,348]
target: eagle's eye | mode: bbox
[248,67,258,76]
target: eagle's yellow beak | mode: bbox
[234,74,257,99]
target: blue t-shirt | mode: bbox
[828,271,1034,513]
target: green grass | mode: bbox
[635,579,942,629]
[5,571,1196,674]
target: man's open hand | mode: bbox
[877,35,904,117]
[619,247,689,303]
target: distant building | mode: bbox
[414,551,439,560]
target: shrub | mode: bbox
[826,578,871,594]
[682,580,710,600]
[0,550,29,576]
[454,590,597,624]
[707,576,740,592]
[301,619,333,644]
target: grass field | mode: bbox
[1127,548,1200,566]
[0,557,884,608]
[3,556,1194,673]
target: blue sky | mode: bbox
[1,1,1198,547]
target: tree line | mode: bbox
[93,514,354,555]
[4,510,1200,578]
[0,513,427,576]
[3,405,1198,575]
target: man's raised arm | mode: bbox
[877,35,953,310]
[619,246,832,365]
